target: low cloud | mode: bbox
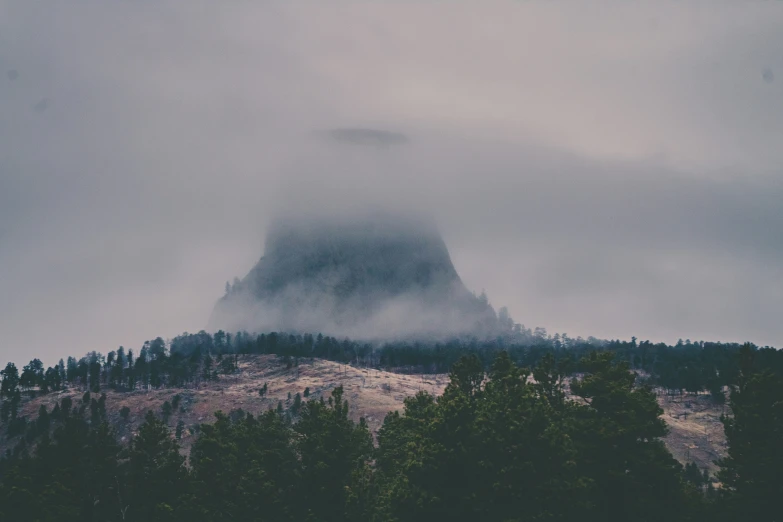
[1,0,782,364]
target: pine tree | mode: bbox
[295,386,373,522]
[1,362,20,398]
[188,409,299,521]
[125,411,188,520]
[161,401,172,423]
[570,351,691,522]
[36,404,50,433]
[717,344,783,522]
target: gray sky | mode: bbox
[1,0,782,365]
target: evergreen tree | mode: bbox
[570,351,692,522]
[295,386,373,522]
[162,401,173,422]
[188,409,300,522]
[36,404,50,433]
[717,344,783,522]
[376,352,587,522]
[125,411,188,521]
[1,362,20,398]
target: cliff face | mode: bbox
[209,211,498,340]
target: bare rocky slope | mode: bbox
[2,355,726,472]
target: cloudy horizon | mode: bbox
[1,0,782,365]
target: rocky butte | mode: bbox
[209,209,504,341]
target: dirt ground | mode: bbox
[656,391,728,472]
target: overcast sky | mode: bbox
[1,1,782,365]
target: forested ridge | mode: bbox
[0,332,781,521]
[3,329,780,400]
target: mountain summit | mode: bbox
[209,210,502,340]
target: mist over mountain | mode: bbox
[209,209,508,340]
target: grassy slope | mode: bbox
[1,355,726,471]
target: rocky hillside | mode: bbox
[2,355,726,471]
[3,355,446,455]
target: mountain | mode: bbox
[209,210,501,340]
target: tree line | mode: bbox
[2,329,780,410]
[0,346,780,521]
